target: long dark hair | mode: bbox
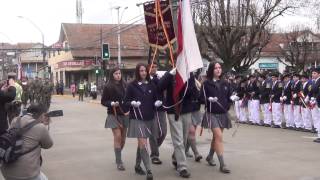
[206,61,222,80]
[135,63,150,82]
[106,67,126,90]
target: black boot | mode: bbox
[135,165,146,175]
[146,170,153,180]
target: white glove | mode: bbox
[154,100,163,107]
[293,93,297,99]
[111,101,119,107]
[130,101,138,108]
[169,68,177,75]
[283,96,287,101]
[230,95,239,102]
[136,101,141,107]
[230,95,236,102]
[311,97,316,101]
[304,96,310,103]
[208,97,218,103]
[280,97,283,102]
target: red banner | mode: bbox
[144,0,176,49]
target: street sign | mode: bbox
[102,43,110,60]
[259,63,278,69]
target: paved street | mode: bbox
[3,96,320,180]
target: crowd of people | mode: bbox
[0,73,54,180]
[101,62,233,180]
[231,69,320,143]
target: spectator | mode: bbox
[1,103,53,180]
[70,82,76,98]
[0,75,16,135]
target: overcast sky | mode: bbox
[0,0,316,46]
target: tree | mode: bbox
[192,0,294,73]
[276,27,320,73]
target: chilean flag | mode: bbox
[173,0,203,102]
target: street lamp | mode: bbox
[17,16,46,79]
[112,6,128,67]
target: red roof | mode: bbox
[59,23,149,58]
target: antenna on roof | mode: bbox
[76,0,84,24]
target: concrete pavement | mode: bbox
[2,96,320,180]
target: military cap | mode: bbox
[311,67,320,74]
[300,73,309,79]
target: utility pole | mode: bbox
[116,7,121,67]
[113,6,128,68]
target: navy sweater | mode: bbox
[124,81,157,121]
[199,79,232,114]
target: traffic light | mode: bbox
[102,43,110,60]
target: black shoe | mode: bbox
[313,138,320,143]
[272,125,281,128]
[135,165,146,175]
[302,129,311,132]
[311,129,317,133]
[264,124,271,127]
[179,169,191,178]
[117,164,125,171]
[206,156,216,166]
[185,151,193,158]
[219,166,231,174]
[248,122,254,125]
[195,155,203,162]
[172,161,177,169]
[146,170,153,180]
[151,157,162,165]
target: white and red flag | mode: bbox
[173,0,203,101]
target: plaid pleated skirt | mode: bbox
[202,112,232,129]
[127,119,158,138]
[191,111,203,126]
[105,114,129,129]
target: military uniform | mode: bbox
[246,78,261,125]
[301,78,313,131]
[310,68,320,142]
[21,80,30,108]
[282,78,294,128]
[270,78,283,128]
[238,79,248,123]
[260,78,272,126]
[292,79,303,129]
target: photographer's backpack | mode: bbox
[0,116,40,165]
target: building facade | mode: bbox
[48,23,149,88]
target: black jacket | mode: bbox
[158,72,197,115]
[301,81,312,108]
[199,79,232,114]
[151,74,165,112]
[292,81,302,106]
[259,80,271,104]
[124,81,158,121]
[282,81,292,105]
[0,86,16,134]
[247,81,260,100]
[310,78,320,107]
[101,81,127,115]
[270,81,283,103]
[236,82,246,99]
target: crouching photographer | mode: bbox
[1,103,55,180]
